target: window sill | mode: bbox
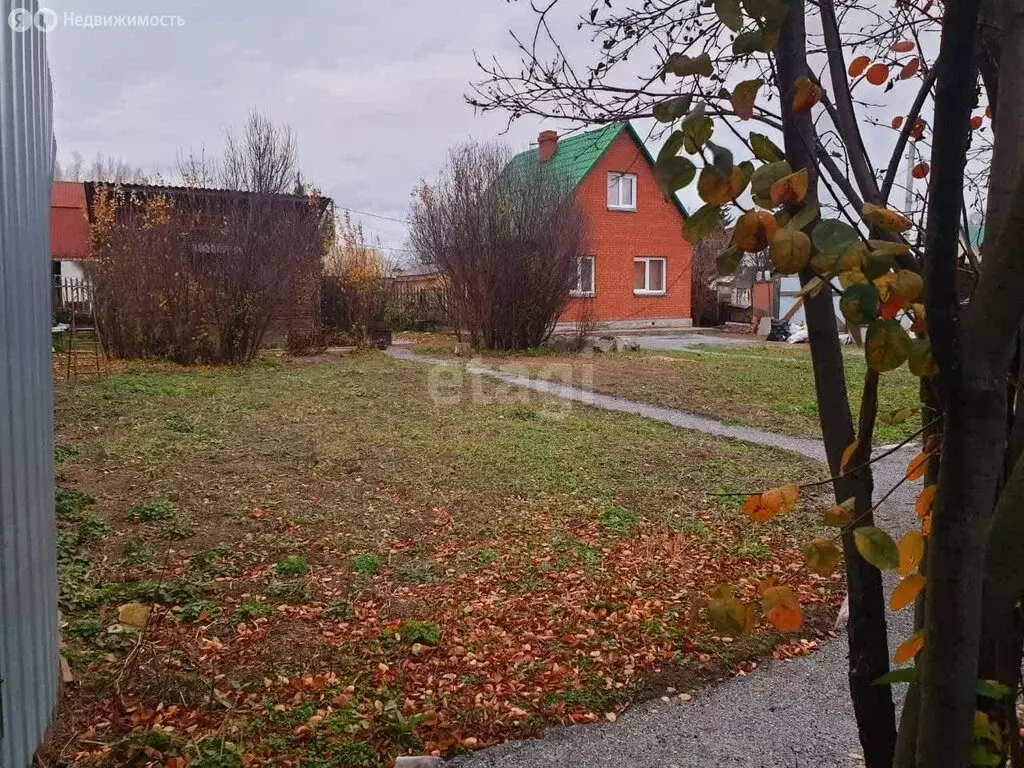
[570,291,596,299]
[634,290,666,296]
[607,205,637,212]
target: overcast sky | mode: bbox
[44,0,592,259]
[43,0,968,261]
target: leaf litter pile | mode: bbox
[45,355,844,767]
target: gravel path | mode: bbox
[386,347,919,768]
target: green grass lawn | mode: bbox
[398,333,922,444]
[47,352,841,767]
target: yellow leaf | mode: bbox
[892,269,924,302]
[890,573,925,611]
[762,585,803,632]
[916,485,937,520]
[823,502,853,528]
[803,537,842,576]
[897,530,925,576]
[769,228,812,274]
[731,78,764,120]
[791,76,822,113]
[697,165,746,205]
[893,629,925,665]
[905,452,929,481]
[854,526,900,570]
[841,440,859,473]
[770,168,809,207]
[862,202,912,234]
[733,210,778,252]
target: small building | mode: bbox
[508,122,693,330]
[50,180,91,280]
[391,262,443,292]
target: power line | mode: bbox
[337,206,409,225]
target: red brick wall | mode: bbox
[561,132,693,326]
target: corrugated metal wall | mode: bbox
[0,2,58,766]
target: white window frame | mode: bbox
[633,257,667,296]
[607,172,637,211]
[571,255,596,297]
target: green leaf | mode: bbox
[975,679,1013,700]
[810,251,840,276]
[840,283,880,327]
[812,219,860,255]
[873,667,918,686]
[864,248,896,280]
[653,95,694,124]
[682,115,714,154]
[854,526,901,570]
[732,30,762,56]
[716,245,744,276]
[785,203,819,233]
[802,537,841,576]
[970,747,1003,767]
[683,204,723,245]
[654,156,697,195]
[731,78,764,120]
[749,133,785,163]
[750,160,792,208]
[865,320,912,372]
[657,130,687,163]
[715,0,744,31]
[769,228,812,274]
[908,339,939,377]
[706,140,734,180]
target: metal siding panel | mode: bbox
[0,2,58,766]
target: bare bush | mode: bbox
[87,186,328,364]
[410,142,588,350]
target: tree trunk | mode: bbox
[776,4,897,766]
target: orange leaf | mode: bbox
[891,573,926,611]
[910,118,927,140]
[894,629,925,664]
[891,115,905,130]
[905,451,929,481]
[792,76,822,113]
[897,530,925,576]
[891,40,916,53]
[770,168,809,207]
[915,485,937,519]
[841,440,859,473]
[911,162,930,179]
[986,105,993,119]
[757,576,779,596]
[866,63,890,85]
[762,585,803,632]
[899,58,920,79]
[733,210,778,252]
[970,115,983,130]
[879,293,904,321]
[744,484,799,522]
[922,514,933,535]
[848,55,871,77]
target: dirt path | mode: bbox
[387,347,918,768]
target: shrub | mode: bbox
[273,556,310,576]
[127,500,173,523]
[351,553,383,576]
[398,619,441,647]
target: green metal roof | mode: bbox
[508,122,688,218]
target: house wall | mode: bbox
[560,132,693,329]
[0,13,60,768]
[752,280,773,316]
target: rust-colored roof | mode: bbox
[51,181,90,259]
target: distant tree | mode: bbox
[220,109,298,194]
[410,142,588,350]
[54,150,145,183]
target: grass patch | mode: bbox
[274,556,310,576]
[127,500,174,523]
[351,553,383,576]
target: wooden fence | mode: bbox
[53,276,94,323]
[387,281,450,329]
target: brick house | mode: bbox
[509,122,693,330]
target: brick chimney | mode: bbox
[538,130,558,163]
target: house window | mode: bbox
[572,255,595,297]
[607,173,637,211]
[634,257,666,295]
